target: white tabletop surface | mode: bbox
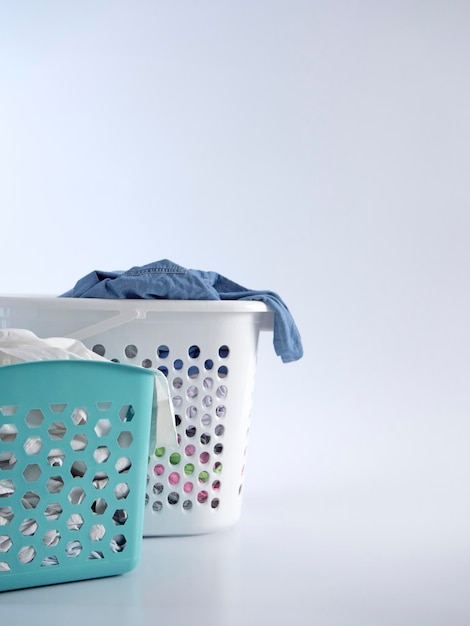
[1,475,468,626]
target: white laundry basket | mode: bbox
[0,296,274,536]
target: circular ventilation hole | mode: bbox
[186,426,197,438]
[215,406,226,418]
[167,492,179,505]
[125,344,138,358]
[157,345,169,358]
[188,345,200,359]
[187,386,198,399]
[186,406,198,419]
[168,472,180,485]
[216,385,228,399]
[188,366,199,379]
[153,464,164,476]
[215,424,225,437]
[197,491,208,504]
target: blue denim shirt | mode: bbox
[61,260,303,363]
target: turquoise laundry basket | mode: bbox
[0,360,155,592]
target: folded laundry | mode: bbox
[0,328,177,448]
[61,259,303,364]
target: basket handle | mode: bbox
[150,370,177,450]
[66,308,143,341]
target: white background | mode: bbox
[1,1,470,624]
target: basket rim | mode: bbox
[0,295,273,315]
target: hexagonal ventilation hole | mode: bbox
[91,498,108,515]
[0,479,15,498]
[110,534,126,553]
[0,405,18,416]
[117,431,133,448]
[93,446,110,463]
[44,503,63,521]
[95,419,112,437]
[66,540,82,557]
[25,409,44,428]
[0,452,17,471]
[92,472,109,489]
[71,407,88,426]
[70,460,87,478]
[119,405,135,423]
[0,535,12,553]
[67,513,84,531]
[50,403,67,413]
[114,483,130,500]
[89,524,106,541]
[41,556,60,567]
[47,449,65,467]
[68,487,85,505]
[115,457,132,474]
[70,434,88,451]
[0,424,18,443]
[18,545,36,564]
[112,509,128,526]
[23,464,41,482]
[19,518,38,536]
[96,401,112,411]
[21,490,40,509]
[24,436,43,455]
[0,506,14,525]
[43,529,61,547]
[87,550,104,560]
[48,421,67,440]
[46,476,65,494]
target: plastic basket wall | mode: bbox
[0,297,273,536]
[0,360,155,591]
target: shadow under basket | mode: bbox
[0,360,155,592]
[0,296,274,536]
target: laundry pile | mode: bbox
[0,328,176,448]
[61,259,303,364]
